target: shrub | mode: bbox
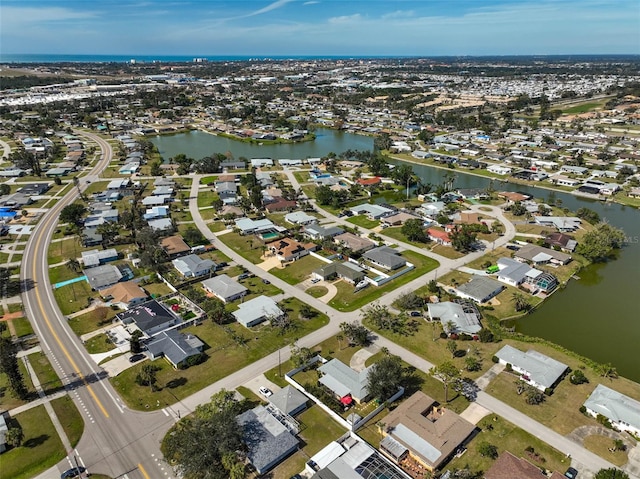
[544,388,553,396]
[525,446,535,453]
[505,363,513,372]
[579,405,587,415]
[492,355,499,363]
[570,369,589,385]
[459,333,473,341]
[440,332,448,339]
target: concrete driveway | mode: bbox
[460,402,491,425]
[243,374,282,398]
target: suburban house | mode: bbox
[268,385,309,417]
[534,216,581,232]
[583,385,640,436]
[235,218,285,237]
[142,194,171,206]
[171,254,216,278]
[307,435,410,479]
[119,162,140,174]
[495,345,568,391]
[264,198,297,213]
[355,176,382,187]
[236,405,299,475]
[232,295,284,328]
[419,202,446,219]
[313,261,366,284]
[496,257,558,293]
[84,208,119,228]
[362,246,406,270]
[487,164,512,175]
[284,211,316,225]
[379,391,475,472]
[201,274,248,303]
[269,237,318,262]
[101,281,148,309]
[497,191,531,203]
[544,232,577,252]
[427,301,482,335]
[82,228,103,247]
[381,211,421,226]
[160,235,191,258]
[454,276,505,303]
[143,206,170,220]
[350,203,393,220]
[147,218,173,232]
[117,299,179,337]
[107,178,131,190]
[514,244,572,266]
[80,248,118,268]
[318,358,371,405]
[146,329,204,369]
[427,228,452,246]
[334,232,375,253]
[84,264,125,291]
[485,451,566,479]
[302,224,344,241]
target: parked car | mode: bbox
[564,467,578,479]
[409,311,422,317]
[61,467,86,479]
[310,278,320,284]
[238,273,250,280]
[258,386,273,397]
[129,354,145,363]
[262,279,270,284]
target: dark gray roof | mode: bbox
[304,224,344,239]
[268,385,308,416]
[314,261,365,282]
[362,246,406,269]
[146,330,203,367]
[236,405,299,474]
[84,264,122,290]
[456,275,504,302]
[117,300,177,334]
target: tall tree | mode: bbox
[339,322,369,347]
[163,390,244,479]
[401,219,429,243]
[135,364,159,391]
[594,469,629,479]
[577,222,626,262]
[366,354,404,401]
[0,337,28,399]
[430,361,460,403]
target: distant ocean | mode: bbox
[0,53,384,64]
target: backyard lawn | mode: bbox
[85,333,117,354]
[110,299,328,410]
[269,255,326,285]
[53,281,96,316]
[328,250,439,312]
[0,406,66,479]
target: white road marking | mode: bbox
[162,408,169,417]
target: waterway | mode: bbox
[149,129,640,381]
[388,159,640,382]
[150,128,373,162]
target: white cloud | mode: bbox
[1,6,98,24]
[245,0,295,18]
[328,13,363,24]
[303,1,320,4]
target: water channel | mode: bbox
[151,130,640,381]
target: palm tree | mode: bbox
[336,334,344,351]
[66,258,81,274]
[511,292,531,312]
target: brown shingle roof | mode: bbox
[160,235,190,256]
[485,451,565,479]
[102,281,147,304]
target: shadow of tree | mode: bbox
[24,434,49,448]
[166,377,187,389]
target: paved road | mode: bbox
[24,132,175,479]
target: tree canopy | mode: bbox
[366,355,404,401]
[60,203,87,225]
[594,468,629,479]
[163,390,245,479]
[401,218,429,243]
[577,222,626,262]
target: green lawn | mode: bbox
[306,285,328,298]
[0,405,66,479]
[444,413,568,475]
[53,280,96,316]
[292,171,310,184]
[11,317,34,338]
[144,281,174,298]
[68,307,118,336]
[0,359,36,410]
[430,244,467,259]
[269,255,326,285]
[382,226,431,248]
[217,231,265,263]
[328,250,439,311]
[346,215,380,229]
[51,395,84,448]
[236,276,283,301]
[196,188,220,208]
[583,434,628,466]
[28,352,63,395]
[207,219,226,230]
[562,102,604,114]
[85,333,117,354]
[110,299,328,411]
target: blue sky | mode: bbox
[1,0,638,56]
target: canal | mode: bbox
[150,129,639,382]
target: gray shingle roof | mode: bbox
[318,359,370,401]
[362,246,406,270]
[236,405,299,474]
[455,275,504,303]
[172,254,215,276]
[427,302,481,334]
[146,330,203,367]
[84,264,122,290]
[201,274,247,302]
[268,386,308,416]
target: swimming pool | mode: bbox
[53,275,87,289]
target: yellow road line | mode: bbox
[32,192,109,419]
[138,463,151,479]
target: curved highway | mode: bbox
[22,131,174,479]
